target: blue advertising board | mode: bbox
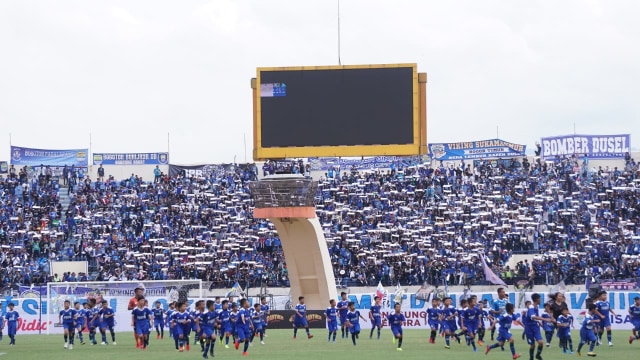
[540,134,630,160]
[92,152,169,166]
[10,146,88,167]
[428,139,526,161]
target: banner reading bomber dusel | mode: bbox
[541,134,630,160]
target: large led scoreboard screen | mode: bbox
[253,64,421,160]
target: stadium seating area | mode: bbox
[0,154,639,292]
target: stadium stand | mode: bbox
[0,153,638,293]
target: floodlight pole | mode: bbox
[249,175,337,310]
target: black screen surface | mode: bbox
[259,66,415,148]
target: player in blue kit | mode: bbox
[577,304,599,357]
[229,303,239,346]
[98,300,116,345]
[524,293,554,360]
[199,300,217,359]
[293,296,314,339]
[5,302,19,346]
[594,290,616,346]
[490,288,509,341]
[461,296,481,352]
[369,296,383,340]
[191,301,205,347]
[0,303,4,342]
[153,301,166,339]
[427,297,441,344]
[173,301,193,352]
[74,302,86,345]
[325,299,338,342]
[260,297,270,337]
[58,300,77,350]
[477,298,490,346]
[485,303,522,359]
[193,300,206,350]
[345,302,366,346]
[556,307,574,354]
[167,302,178,349]
[218,300,233,348]
[442,297,459,349]
[337,292,349,339]
[250,303,265,345]
[540,303,555,347]
[628,296,640,344]
[235,298,253,356]
[86,299,99,345]
[131,297,153,350]
[386,303,406,351]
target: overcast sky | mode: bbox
[1,0,638,164]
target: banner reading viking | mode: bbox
[11,146,89,167]
[93,152,169,166]
[541,134,631,160]
[429,139,526,161]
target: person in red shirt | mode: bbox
[128,287,145,342]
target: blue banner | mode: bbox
[428,139,526,161]
[541,134,630,160]
[0,161,7,174]
[10,146,88,167]
[93,152,169,165]
[307,156,427,171]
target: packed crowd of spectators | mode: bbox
[0,152,639,292]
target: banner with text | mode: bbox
[169,164,255,178]
[541,134,631,160]
[93,152,169,166]
[429,139,526,161]
[3,290,640,334]
[307,156,427,171]
[10,146,88,167]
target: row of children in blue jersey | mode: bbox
[0,303,19,346]
[326,297,406,351]
[159,296,270,357]
[56,298,116,349]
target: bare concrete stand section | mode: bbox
[250,175,337,310]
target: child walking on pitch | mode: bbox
[337,292,349,339]
[345,302,367,346]
[594,291,616,346]
[523,294,554,360]
[577,304,600,357]
[541,303,555,347]
[485,303,522,359]
[369,296,383,340]
[74,302,86,345]
[386,303,406,351]
[199,300,218,359]
[628,296,640,344]
[131,297,153,350]
[293,296,313,339]
[556,308,574,354]
[58,300,76,350]
[5,302,19,346]
[250,303,265,345]
[326,299,338,342]
[427,298,441,344]
[153,301,166,339]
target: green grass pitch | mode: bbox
[0,330,637,360]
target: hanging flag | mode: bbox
[479,253,507,286]
[393,283,405,305]
[226,281,243,297]
[376,281,386,300]
[550,279,567,295]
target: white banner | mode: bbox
[342,290,640,330]
[4,290,640,334]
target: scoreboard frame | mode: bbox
[252,63,425,160]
